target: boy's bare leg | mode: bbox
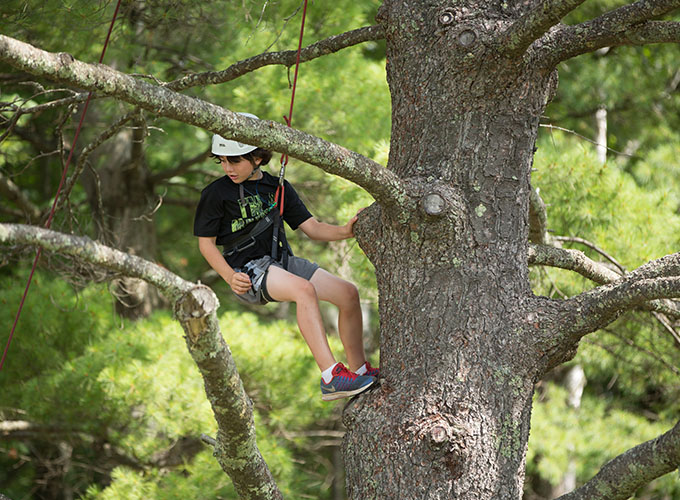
[265,265,336,371]
[310,268,367,372]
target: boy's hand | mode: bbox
[343,215,359,238]
[343,208,364,238]
[228,272,252,294]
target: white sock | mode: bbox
[355,362,368,376]
[321,362,339,384]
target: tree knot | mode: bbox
[407,413,470,479]
[57,52,75,68]
[174,284,220,343]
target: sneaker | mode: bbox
[363,361,380,378]
[320,363,375,401]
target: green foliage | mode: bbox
[0,270,354,499]
[527,131,680,498]
[528,382,680,498]
[533,132,680,271]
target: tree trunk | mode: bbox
[346,2,558,498]
[84,114,161,318]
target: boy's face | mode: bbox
[219,156,262,183]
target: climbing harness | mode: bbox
[1,0,123,371]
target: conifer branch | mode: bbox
[529,243,680,320]
[500,0,587,56]
[528,243,620,283]
[546,19,680,65]
[555,419,680,500]
[557,269,680,340]
[167,24,385,91]
[0,223,283,500]
[0,34,410,213]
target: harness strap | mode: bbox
[223,212,276,256]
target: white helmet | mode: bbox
[211,112,259,156]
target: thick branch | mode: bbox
[556,419,680,500]
[173,286,283,500]
[0,223,190,301]
[0,222,282,499]
[166,24,385,91]
[0,34,409,211]
[500,0,587,56]
[528,243,620,283]
[558,273,680,340]
[547,19,680,65]
[529,243,680,321]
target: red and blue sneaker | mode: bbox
[363,361,380,378]
[321,363,375,401]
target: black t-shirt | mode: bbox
[193,171,312,269]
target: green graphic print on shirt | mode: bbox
[231,193,276,232]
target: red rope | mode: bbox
[1,0,123,371]
[276,0,309,216]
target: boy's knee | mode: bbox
[296,280,318,302]
[341,282,360,307]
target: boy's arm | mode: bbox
[298,214,359,242]
[198,236,251,294]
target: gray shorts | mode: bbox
[234,255,319,306]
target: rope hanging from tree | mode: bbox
[1,0,124,371]
[271,0,308,261]
[275,0,308,214]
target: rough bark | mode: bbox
[343,1,680,498]
[0,223,281,500]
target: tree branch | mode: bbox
[559,273,680,340]
[149,149,211,183]
[0,34,410,212]
[0,222,282,500]
[0,223,190,300]
[166,24,385,91]
[500,0,587,56]
[528,243,620,283]
[546,19,680,66]
[56,109,138,212]
[555,419,680,500]
[0,172,42,222]
[529,244,680,321]
[553,235,626,274]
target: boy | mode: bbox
[193,113,378,401]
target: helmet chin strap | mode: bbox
[246,161,262,180]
